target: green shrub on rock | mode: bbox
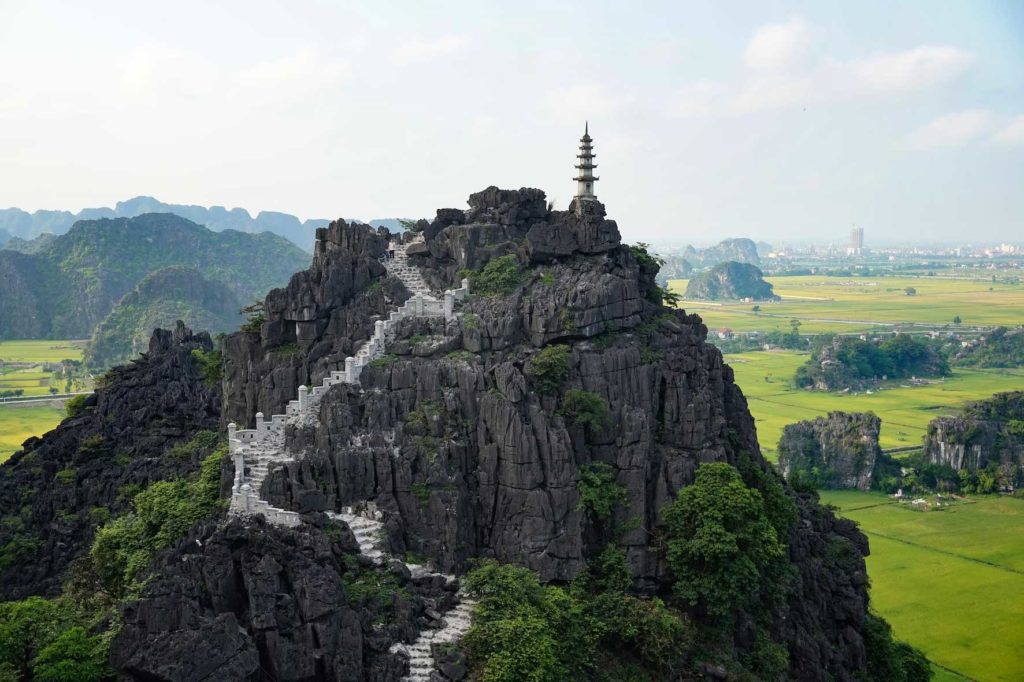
[464,255,524,297]
[575,463,627,521]
[661,462,784,618]
[525,345,570,394]
[560,390,609,429]
[90,447,226,598]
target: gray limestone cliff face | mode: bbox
[777,412,881,491]
[221,187,877,678]
[924,391,1024,472]
[221,221,409,425]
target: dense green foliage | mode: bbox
[560,390,609,429]
[952,327,1024,367]
[661,463,785,618]
[575,462,627,521]
[63,394,89,419]
[463,550,693,681]
[795,334,949,390]
[862,613,932,682]
[462,255,524,297]
[190,348,223,388]
[89,446,226,598]
[0,597,105,682]
[525,344,570,394]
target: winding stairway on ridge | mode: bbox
[227,238,475,682]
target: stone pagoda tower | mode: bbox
[573,122,599,203]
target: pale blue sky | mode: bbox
[1,0,1021,244]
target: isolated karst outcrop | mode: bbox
[777,412,882,490]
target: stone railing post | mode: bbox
[462,277,470,293]
[298,385,308,413]
[232,451,245,493]
[255,412,265,438]
[375,320,386,341]
[345,356,356,382]
[414,293,424,315]
[227,422,237,453]
[444,290,455,319]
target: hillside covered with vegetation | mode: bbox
[683,261,777,300]
[951,325,1024,368]
[0,213,308,342]
[83,266,243,369]
[795,334,949,391]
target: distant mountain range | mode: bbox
[0,213,310,357]
[0,196,412,251]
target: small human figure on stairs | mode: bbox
[388,238,398,260]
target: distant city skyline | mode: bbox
[1,0,1021,244]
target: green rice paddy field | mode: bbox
[0,340,85,462]
[725,351,1024,459]
[0,339,86,397]
[820,491,1024,682]
[668,274,1024,334]
[0,404,65,464]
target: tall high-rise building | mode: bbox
[848,227,864,255]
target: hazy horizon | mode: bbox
[2,0,1022,244]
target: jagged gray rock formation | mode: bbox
[777,412,881,490]
[0,322,221,600]
[219,186,879,678]
[226,240,476,680]
[924,391,1024,474]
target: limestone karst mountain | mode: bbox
[83,265,245,369]
[0,213,308,342]
[683,260,777,300]
[0,188,928,681]
[924,391,1024,477]
[778,412,882,490]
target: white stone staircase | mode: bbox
[226,237,475,680]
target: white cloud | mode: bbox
[670,17,974,117]
[845,46,974,94]
[904,110,993,149]
[743,17,812,72]
[393,35,468,64]
[992,115,1024,144]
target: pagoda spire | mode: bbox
[573,122,598,202]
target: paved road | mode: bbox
[0,392,90,406]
